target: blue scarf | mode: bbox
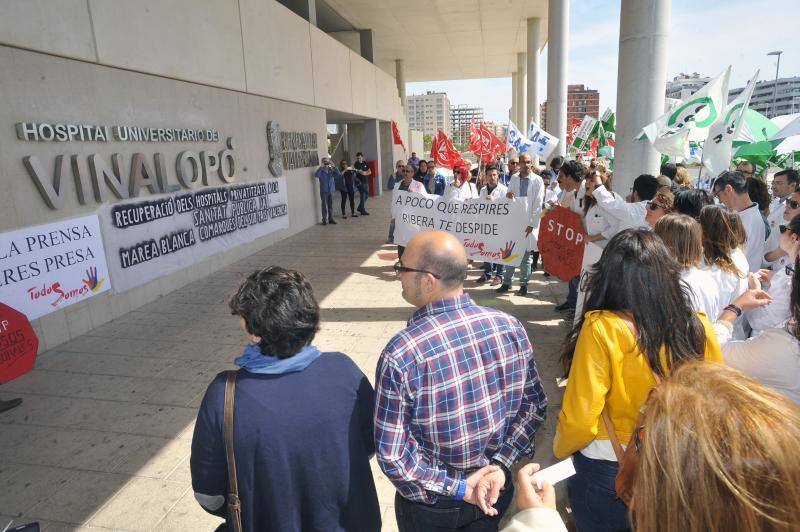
[235,343,322,374]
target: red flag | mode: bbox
[588,138,598,158]
[431,130,464,169]
[567,118,582,146]
[469,123,505,163]
[391,120,406,151]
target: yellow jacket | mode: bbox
[553,310,722,459]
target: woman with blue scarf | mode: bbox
[190,267,381,531]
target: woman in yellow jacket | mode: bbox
[554,229,722,532]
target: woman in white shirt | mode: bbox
[746,215,799,337]
[582,172,621,248]
[699,205,749,325]
[713,266,800,404]
[443,163,478,201]
[654,214,720,318]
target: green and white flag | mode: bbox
[571,115,598,151]
[600,108,615,134]
[703,70,759,177]
[643,67,731,157]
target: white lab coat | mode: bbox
[737,203,766,273]
[479,182,509,200]
[592,184,648,233]
[443,181,478,201]
[746,265,793,337]
[507,172,545,251]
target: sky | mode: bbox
[406,0,800,125]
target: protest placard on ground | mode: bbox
[391,190,529,265]
[537,206,587,281]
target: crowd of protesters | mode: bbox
[191,148,800,532]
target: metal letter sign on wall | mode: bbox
[266,121,283,177]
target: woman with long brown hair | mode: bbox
[554,229,721,531]
[503,362,800,532]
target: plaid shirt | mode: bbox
[374,294,547,503]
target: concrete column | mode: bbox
[547,0,569,158]
[359,30,374,63]
[307,0,317,26]
[516,52,527,130]
[395,59,407,114]
[526,18,542,126]
[363,119,383,197]
[511,72,518,126]
[614,0,671,193]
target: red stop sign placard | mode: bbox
[538,206,587,281]
[0,303,39,384]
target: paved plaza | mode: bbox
[0,193,571,531]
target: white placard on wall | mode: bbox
[0,214,111,320]
[98,178,289,293]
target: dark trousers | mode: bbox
[483,262,505,277]
[319,190,333,222]
[340,189,355,215]
[394,480,514,532]
[566,275,580,307]
[567,452,631,532]
[358,183,369,213]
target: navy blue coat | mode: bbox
[191,352,381,532]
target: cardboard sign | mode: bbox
[0,303,39,384]
[538,206,587,281]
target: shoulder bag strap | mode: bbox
[224,370,243,532]
[600,314,662,462]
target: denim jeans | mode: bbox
[358,183,369,212]
[483,262,505,277]
[319,190,333,221]
[567,452,631,532]
[394,479,514,532]
[502,250,535,286]
[566,275,580,307]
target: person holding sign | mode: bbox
[476,165,509,285]
[554,161,586,313]
[393,164,425,259]
[496,154,544,296]
[443,164,478,202]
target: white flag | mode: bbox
[527,120,559,160]
[507,121,534,155]
[703,70,759,177]
[643,67,731,157]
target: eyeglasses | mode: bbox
[787,199,800,210]
[647,201,666,211]
[453,170,461,175]
[403,169,413,174]
[393,260,441,279]
[509,161,519,165]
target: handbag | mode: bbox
[600,315,663,508]
[223,370,243,532]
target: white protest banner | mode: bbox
[0,214,111,320]
[392,190,530,264]
[99,178,289,293]
[527,120,560,160]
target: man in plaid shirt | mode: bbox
[375,231,547,531]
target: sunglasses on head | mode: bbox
[787,199,800,210]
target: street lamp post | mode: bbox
[768,50,783,118]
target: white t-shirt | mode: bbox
[737,203,766,272]
[443,181,478,201]
[681,267,721,319]
[746,265,793,338]
[705,252,748,318]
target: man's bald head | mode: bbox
[405,231,467,289]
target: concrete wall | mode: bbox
[0,0,408,351]
[0,46,325,352]
[0,0,403,122]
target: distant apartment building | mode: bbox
[483,121,508,139]
[450,104,484,145]
[729,76,800,118]
[666,72,711,100]
[541,84,600,131]
[407,91,451,137]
